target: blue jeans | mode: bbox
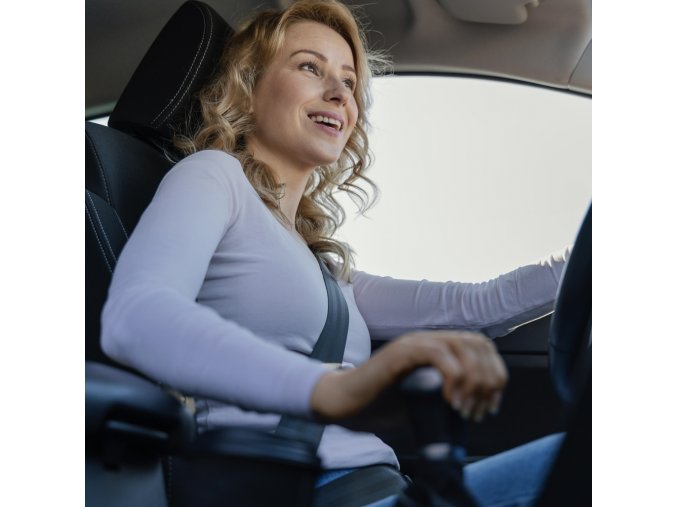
[317,433,564,507]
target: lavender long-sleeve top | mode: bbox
[101,149,568,469]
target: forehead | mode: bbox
[281,21,355,67]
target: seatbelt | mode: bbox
[275,255,350,454]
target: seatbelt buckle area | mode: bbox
[322,361,355,370]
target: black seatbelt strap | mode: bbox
[308,257,350,363]
[275,255,350,454]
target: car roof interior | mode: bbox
[85,0,592,118]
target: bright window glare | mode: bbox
[90,116,109,126]
[335,76,591,282]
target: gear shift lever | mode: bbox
[396,367,479,507]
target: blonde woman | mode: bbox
[102,1,568,505]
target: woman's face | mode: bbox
[248,21,358,173]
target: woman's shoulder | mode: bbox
[174,149,243,176]
[163,149,250,190]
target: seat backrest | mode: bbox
[85,0,234,365]
[108,0,233,151]
[85,124,172,366]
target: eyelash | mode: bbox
[299,60,320,75]
[299,60,356,91]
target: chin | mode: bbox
[305,153,343,169]
[301,136,350,167]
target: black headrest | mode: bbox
[109,1,233,148]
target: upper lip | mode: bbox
[307,110,345,131]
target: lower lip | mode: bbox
[310,120,341,137]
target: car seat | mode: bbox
[84,3,499,506]
[85,3,322,506]
[85,2,590,505]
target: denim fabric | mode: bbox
[315,433,564,507]
[315,467,357,488]
[464,433,564,507]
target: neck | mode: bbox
[278,172,309,227]
[246,140,315,227]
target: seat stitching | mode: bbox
[151,2,207,127]
[161,5,214,124]
[112,208,129,240]
[86,190,118,264]
[85,131,112,204]
[86,203,113,274]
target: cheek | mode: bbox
[347,100,359,135]
[346,97,360,129]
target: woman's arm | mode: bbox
[352,248,570,339]
[313,253,570,422]
[312,329,508,422]
[101,151,327,417]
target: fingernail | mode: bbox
[489,394,502,415]
[461,399,473,419]
[451,393,462,411]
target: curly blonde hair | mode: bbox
[174,0,388,281]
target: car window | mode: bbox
[88,77,591,284]
[335,75,591,282]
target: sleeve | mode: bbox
[100,151,327,417]
[352,248,570,339]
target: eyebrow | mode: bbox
[290,49,356,74]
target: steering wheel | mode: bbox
[549,204,592,403]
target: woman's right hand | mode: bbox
[310,330,508,422]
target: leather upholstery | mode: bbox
[86,0,234,366]
[85,122,172,366]
[85,5,313,506]
[108,0,233,152]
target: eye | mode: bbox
[343,77,356,91]
[299,61,320,76]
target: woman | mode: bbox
[101,1,569,505]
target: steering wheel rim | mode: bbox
[549,204,592,403]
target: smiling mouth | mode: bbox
[309,115,343,132]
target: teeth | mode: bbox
[310,115,342,131]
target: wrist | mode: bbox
[310,369,351,421]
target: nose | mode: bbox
[323,76,351,106]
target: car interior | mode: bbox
[85,1,591,506]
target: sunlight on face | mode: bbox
[248,21,358,175]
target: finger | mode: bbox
[471,399,489,422]
[480,343,509,419]
[485,341,508,405]
[455,334,499,419]
[391,334,464,409]
[426,331,504,420]
[433,347,464,409]
[473,337,496,397]
[489,391,503,415]
[470,335,504,397]
[460,396,475,420]
[449,333,489,413]
[446,334,480,400]
[392,331,490,416]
